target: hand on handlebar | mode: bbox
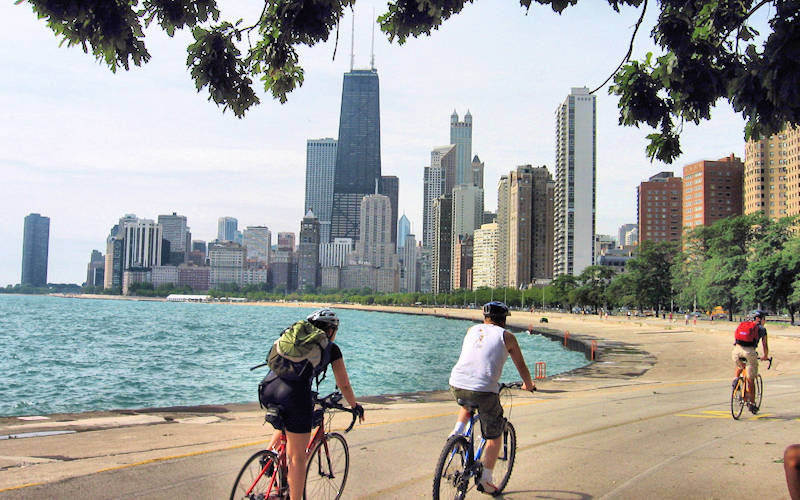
[352,403,365,423]
[522,381,536,392]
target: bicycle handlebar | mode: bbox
[314,391,361,433]
[767,357,773,370]
[500,381,536,392]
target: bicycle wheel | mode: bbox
[433,435,470,500]
[230,450,284,500]
[752,374,763,413]
[730,378,745,420]
[492,419,517,493]
[304,432,349,500]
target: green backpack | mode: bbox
[267,320,331,380]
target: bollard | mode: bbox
[535,361,547,379]
[564,331,570,347]
[591,340,597,360]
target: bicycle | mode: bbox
[731,356,773,420]
[229,390,359,500]
[433,382,526,499]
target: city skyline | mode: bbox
[0,1,757,286]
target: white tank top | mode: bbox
[448,323,509,393]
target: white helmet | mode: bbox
[307,309,339,330]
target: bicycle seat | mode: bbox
[456,398,479,412]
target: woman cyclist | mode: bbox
[259,308,364,500]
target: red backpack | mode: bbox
[734,321,759,343]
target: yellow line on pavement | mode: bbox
[0,482,45,493]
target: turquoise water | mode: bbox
[0,295,588,416]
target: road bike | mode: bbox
[731,356,773,420]
[433,382,524,499]
[229,390,359,500]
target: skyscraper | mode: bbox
[123,219,163,270]
[423,144,456,248]
[356,194,395,269]
[397,214,411,250]
[86,250,105,287]
[554,87,596,277]
[330,68,381,241]
[298,211,321,290]
[508,165,555,286]
[243,226,271,268]
[379,175,399,245]
[618,224,637,248]
[158,212,190,265]
[744,124,799,219]
[432,194,453,294]
[682,154,744,231]
[21,213,50,286]
[305,138,337,243]
[450,110,473,185]
[637,172,683,244]
[473,222,499,289]
[471,155,485,190]
[217,217,238,242]
[496,175,510,287]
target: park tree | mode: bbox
[17,0,800,162]
[550,274,578,310]
[572,265,616,313]
[686,215,758,320]
[624,240,678,313]
[736,216,800,323]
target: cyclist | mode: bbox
[731,309,770,411]
[259,309,364,500]
[448,301,536,494]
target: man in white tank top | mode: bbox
[448,301,535,494]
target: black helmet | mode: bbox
[307,309,340,330]
[483,301,510,318]
[750,309,766,320]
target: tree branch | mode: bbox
[590,0,648,95]
[721,0,771,43]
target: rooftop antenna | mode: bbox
[350,10,355,71]
[370,7,375,69]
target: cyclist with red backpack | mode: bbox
[731,309,770,409]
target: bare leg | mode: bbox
[482,436,502,470]
[785,445,800,500]
[285,430,311,500]
[268,430,282,450]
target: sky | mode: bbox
[0,0,763,286]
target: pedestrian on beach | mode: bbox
[447,301,535,494]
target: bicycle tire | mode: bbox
[752,374,763,413]
[304,432,349,500]
[230,449,284,500]
[433,435,470,500]
[492,419,517,493]
[730,378,745,420]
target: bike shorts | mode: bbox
[731,344,759,378]
[450,386,504,439]
[260,374,314,434]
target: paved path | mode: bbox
[2,308,799,499]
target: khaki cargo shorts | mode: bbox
[450,386,504,439]
[732,344,759,378]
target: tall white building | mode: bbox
[473,222,499,289]
[217,217,238,242]
[400,233,418,292]
[451,184,483,240]
[123,218,162,269]
[320,238,353,267]
[423,144,456,248]
[554,87,596,277]
[243,226,271,268]
[305,138,337,243]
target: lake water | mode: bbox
[0,295,588,416]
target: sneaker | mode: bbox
[477,479,499,495]
[748,403,759,414]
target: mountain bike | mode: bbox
[731,356,773,420]
[230,390,359,500]
[433,382,524,499]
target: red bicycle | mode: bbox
[229,391,359,500]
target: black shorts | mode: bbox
[259,373,313,434]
